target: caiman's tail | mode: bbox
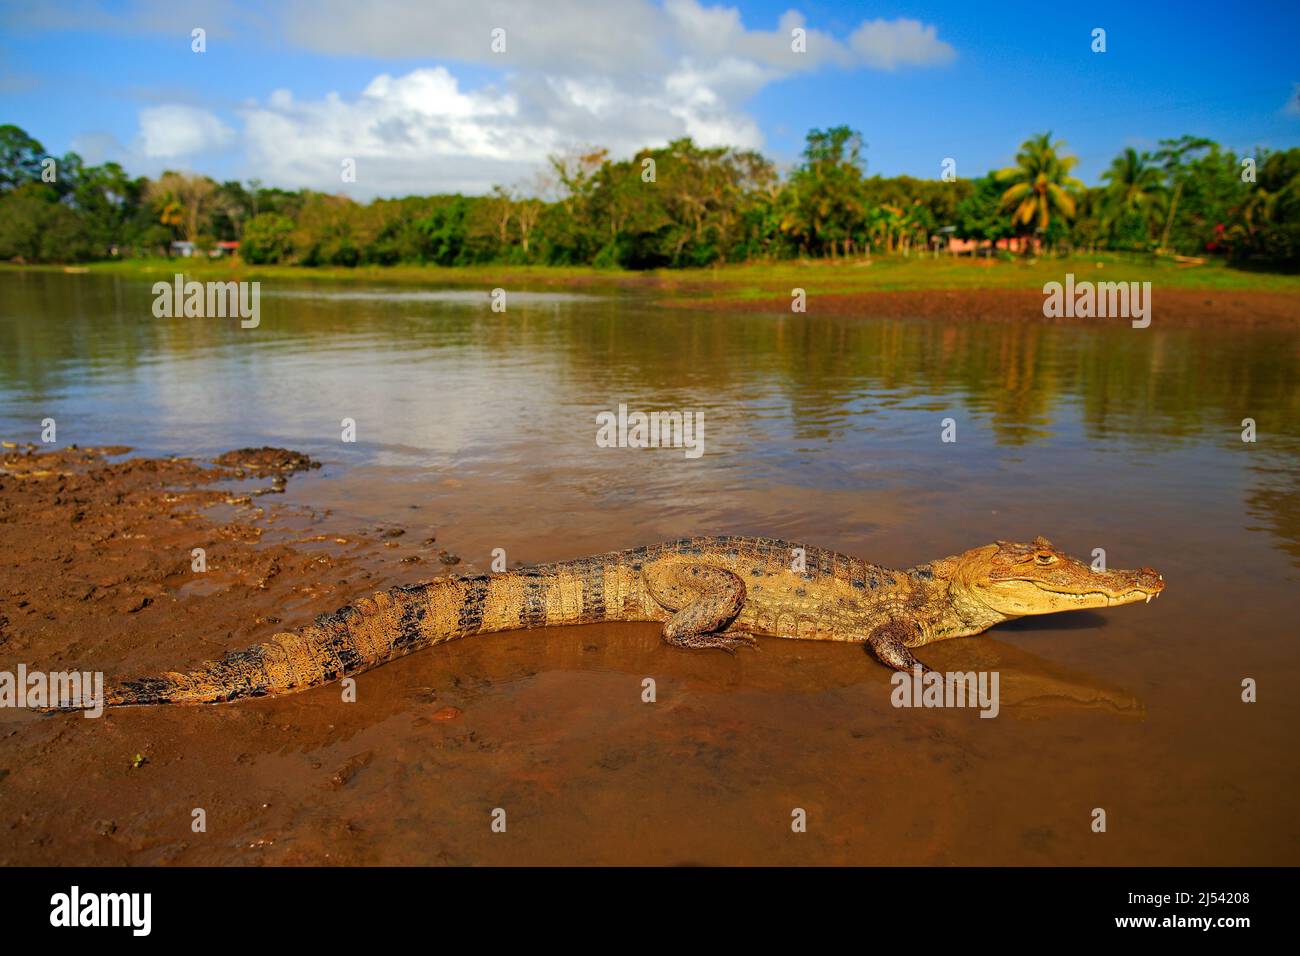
[106,562,625,706]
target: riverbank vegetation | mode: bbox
[12,253,1300,298]
[2,123,1297,270]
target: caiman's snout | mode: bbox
[1064,563,1165,608]
[968,537,1166,616]
[1105,566,1164,605]
[1052,564,1166,608]
[1131,567,1165,601]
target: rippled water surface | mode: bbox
[1,270,1297,864]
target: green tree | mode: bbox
[69,161,140,254]
[240,212,295,263]
[1099,148,1167,249]
[0,182,93,261]
[146,171,219,244]
[411,195,473,266]
[1067,186,1106,254]
[2,121,1297,271]
[210,180,254,241]
[954,174,1012,250]
[1167,143,1246,254]
[1152,135,1212,254]
[541,148,608,264]
[1230,149,1300,268]
[996,133,1083,250]
[783,126,868,258]
[0,125,46,191]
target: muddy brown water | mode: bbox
[0,271,1297,865]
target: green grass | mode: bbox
[5,258,615,288]
[655,255,1300,299]
[5,253,1299,299]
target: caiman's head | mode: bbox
[950,536,1164,618]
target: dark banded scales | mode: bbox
[86,534,1164,708]
[100,536,942,706]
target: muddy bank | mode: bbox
[3,445,1225,866]
[0,445,436,863]
[666,286,1300,327]
[0,444,439,684]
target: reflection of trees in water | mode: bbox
[6,274,1296,454]
[1073,328,1300,443]
[0,272,146,394]
[559,310,1297,452]
[6,273,1299,557]
[1245,457,1300,566]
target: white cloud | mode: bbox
[279,0,667,73]
[138,105,235,158]
[240,69,549,196]
[236,60,773,197]
[665,2,850,71]
[95,0,955,195]
[235,2,954,196]
[848,18,956,70]
[662,59,770,147]
[275,0,948,75]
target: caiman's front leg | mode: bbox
[643,563,756,654]
[866,619,931,674]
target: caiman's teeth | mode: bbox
[1146,595,1151,604]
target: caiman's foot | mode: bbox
[646,562,754,655]
[867,638,931,673]
[866,621,931,673]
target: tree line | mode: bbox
[1,122,1296,269]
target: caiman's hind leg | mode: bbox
[866,620,931,674]
[643,563,755,654]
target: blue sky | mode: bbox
[1,0,1296,198]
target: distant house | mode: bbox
[169,240,196,258]
[944,235,1042,256]
[211,241,240,258]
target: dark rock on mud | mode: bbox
[213,447,321,476]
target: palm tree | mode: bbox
[996,133,1083,251]
[866,203,905,254]
[1100,147,1167,245]
[1152,136,1211,254]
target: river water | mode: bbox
[1,270,1296,864]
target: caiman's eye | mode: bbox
[1035,553,1057,565]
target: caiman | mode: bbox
[101,535,1163,706]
